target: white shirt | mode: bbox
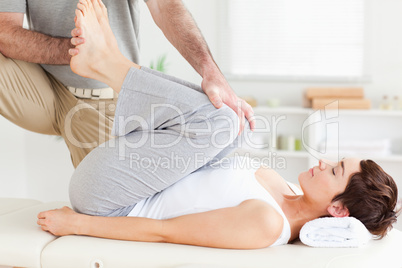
[128,156,303,246]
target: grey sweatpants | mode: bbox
[69,67,250,216]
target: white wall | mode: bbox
[139,0,218,85]
[1,0,402,202]
[0,116,74,202]
[140,0,402,108]
[0,117,27,199]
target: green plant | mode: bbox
[150,54,168,73]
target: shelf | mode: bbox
[253,106,312,115]
[253,106,402,117]
[274,150,310,158]
[235,147,309,159]
[235,147,402,162]
[307,152,402,163]
[338,109,402,117]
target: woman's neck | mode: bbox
[281,195,328,241]
[253,167,329,241]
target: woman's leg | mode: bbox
[69,0,140,92]
[141,67,204,94]
[138,67,252,167]
[68,0,240,217]
[70,68,239,217]
[70,0,249,167]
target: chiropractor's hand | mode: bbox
[201,72,255,135]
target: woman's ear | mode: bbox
[327,201,350,217]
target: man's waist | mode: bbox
[67,86,116,99]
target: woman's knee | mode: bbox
[70,169,134,217]
[69,166,96,215]
[207,104,240,147]
[68,148,110,215]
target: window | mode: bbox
[218,0,366,81]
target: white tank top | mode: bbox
[128,157,303,246]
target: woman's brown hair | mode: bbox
[332,159,399,238]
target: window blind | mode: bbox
[218,0,365,80]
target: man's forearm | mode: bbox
[148,0,255,133]
[151,0,218,77]
[0,25,72,65]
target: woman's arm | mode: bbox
[37,199,283,249]
[163,199,284,249]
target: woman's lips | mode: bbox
[309,168,314,176]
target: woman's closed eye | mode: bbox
[332,168,335,176]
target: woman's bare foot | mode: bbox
[70,0,114,78]
[70,0,139,91]
[37,206,83,236]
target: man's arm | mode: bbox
[0,12,73,65]
[38,200,283,249]
[146,0,255,133]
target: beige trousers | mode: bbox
[0,53,117,168]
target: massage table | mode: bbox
[0,198,401,268]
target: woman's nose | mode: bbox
[319,160,326,170]
[319,159,336,170]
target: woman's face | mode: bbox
[298,158,361,206]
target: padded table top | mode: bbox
[0,200,68,268]
[42,230,402,268]
[0,198,401,268]
[0,198,41,215]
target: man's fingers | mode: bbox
[204,86,223,109]
[237,110,245,135]
[71,37,85,46]
[71,28,82,37]
[247,113,256,131]
[203,84,252,135]
[69,48,79,56]
[222,97,243,135]
[243,101,255,131]
[235,99,255,134]
[208,94,223,109]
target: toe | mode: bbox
[75,9,84,27]
[82,0,90,8]
[78,0,91,14]
[98,0,108,18]
[77,3,86,15]
[92,0,103,19]
[86,0,94,12]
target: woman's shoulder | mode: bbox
[255,163,282,178]
[239,199,284,235]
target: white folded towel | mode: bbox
[300,217,373,248]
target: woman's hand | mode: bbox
[37,206,81,236]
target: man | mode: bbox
[0,0,254,168]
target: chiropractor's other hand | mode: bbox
[201,72,255,135]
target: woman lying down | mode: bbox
[37,0,399,249]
